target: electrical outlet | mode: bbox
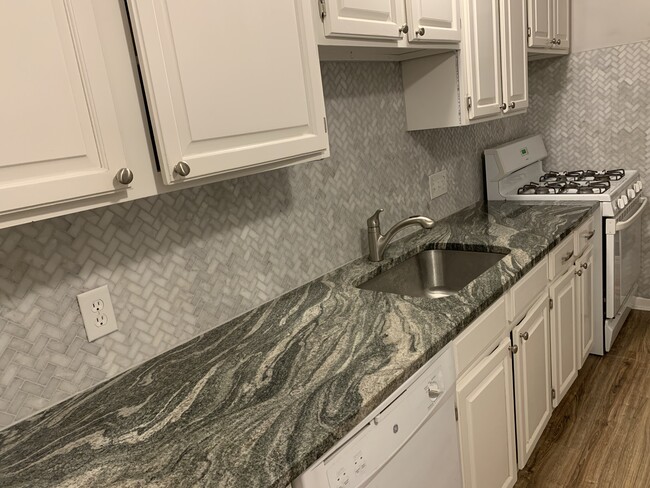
[429,170,448,199]
[77,285,118,342]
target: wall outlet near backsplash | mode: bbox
[429,170,448,199]
[77,285,118,342]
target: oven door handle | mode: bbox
[616,197,648,231]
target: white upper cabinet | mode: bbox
[128,0,328,185]
[528,0,553,47]
[528,0,570,51]
[0,1,131,215]
[322,0,404,39]
[464,0,503,119]
[499,0,528,113]
[405,0,461,43]
[554,0,570,49]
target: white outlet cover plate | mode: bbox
[429,169,448,200]
[77,285,118,342]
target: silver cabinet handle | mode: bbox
[416,27,425,36]
[576,269,583,276]
[509,344,519,354]
[581,262,588,269]
[116,168,134,185]
[509,102,516,109]
[174,160,191,177]
[561,251,574,263]
[520,332,529,341]
[500,103,507,110]
[399,24,409,34]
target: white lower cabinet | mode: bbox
[456,337,517,488]
[549,265,579,408]
[512,291,553,469]
[576,245,595,368]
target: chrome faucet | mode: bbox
[367,209,434,262]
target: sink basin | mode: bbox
[358,249,508,299]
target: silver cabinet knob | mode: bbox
[581,262,588,269]
[399,24,409,34]
[174,160,191,177]
[426,382,442,400]
[576,269,583,276]
[416,27,425,36]
[556,38,562,46]
[500,103,507,110]
[509,102,516,109]
[520,331,529,341]
[551,38,558,45]
[509,344,519,354]
[116,168,134,185]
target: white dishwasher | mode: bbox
[292,346,462,488]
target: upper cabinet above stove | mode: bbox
[402,0,528,129]
[528,0,571,59]
[128,0,329,186]
[314,0,462,61]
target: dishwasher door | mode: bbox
[293,347,461,488]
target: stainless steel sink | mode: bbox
[358,249,508,298]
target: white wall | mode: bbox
[572,0,650,52]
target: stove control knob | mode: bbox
[628,188,636,199]
[618,197,627,209]
[634,181,642,192]
[623,195,629,205]
[612,200,618,210]
[638,181,643,191]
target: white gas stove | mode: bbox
[484,135,647,354]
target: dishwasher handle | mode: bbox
[616,197,647,231]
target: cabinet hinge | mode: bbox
[549,298,554,310]
[324,117,328,133]
[527,26,532,38]
[318,0,327,20]
[454,404,459,421]
[551,388,556,400]
[466,96,472,110]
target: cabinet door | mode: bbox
[0,1,129,215]
[549,267,578,407]
[405,0,461,43]
[512,292,552,470]
[457,337,517,488]
[322,0,404,39]
[128,0,328,185]
[499,0,528,113]
[579,246,595,367]
[464,0,503,120]
[527,0,553,48]
[553,0,570,49]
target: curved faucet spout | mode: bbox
[367,210,434,262]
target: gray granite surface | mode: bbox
[0,201,596,488]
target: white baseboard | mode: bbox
[630,296,650,311]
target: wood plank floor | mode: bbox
[515,310,650,487]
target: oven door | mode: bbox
[605,197,647,318]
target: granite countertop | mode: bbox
[0,201,597,488]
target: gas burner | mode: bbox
[541,169,626,183]
[519,179,611,195]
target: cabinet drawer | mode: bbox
[507,257,548,323]
[574,214,596,257]
[454,297,507,379]
[548,236,575,281]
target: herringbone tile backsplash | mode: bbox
[527,40,650,296]
[0,58,558,429]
